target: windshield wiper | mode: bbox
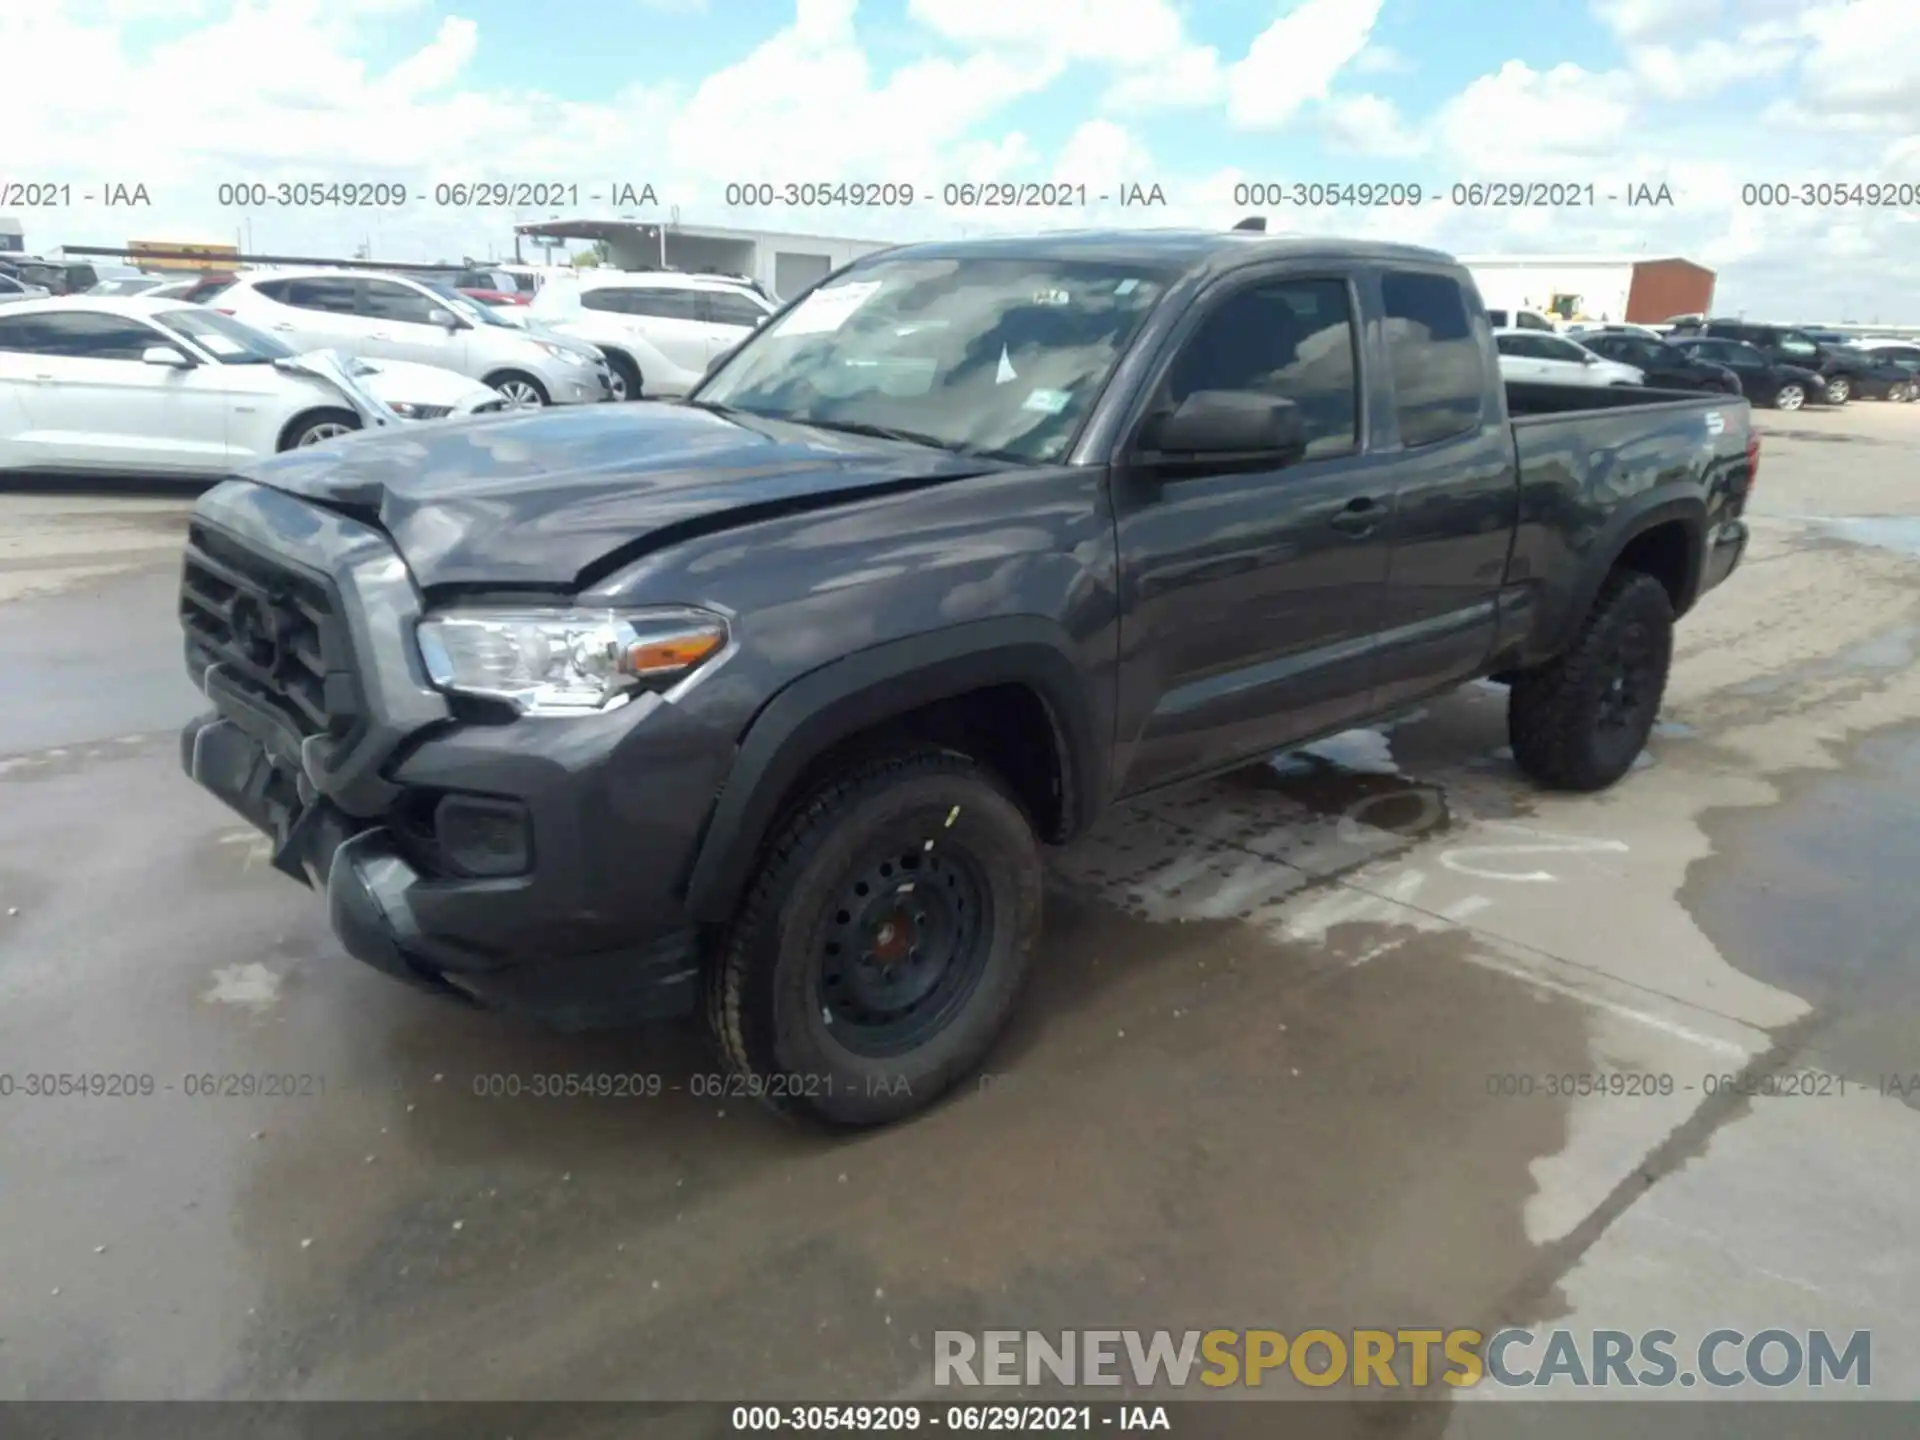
[793,417,965,452]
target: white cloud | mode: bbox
[1592,0,1724,44]
[1227,0,1384,129]
[907,0,1222,111]
[1320,94,1427,159]
[1102,45,1224,111]
[1795,0,1920,124]
[1352,43,1410,75]
[5,0,1919,321]
[1435,61,1637,164]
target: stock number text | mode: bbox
[217,181,408,207]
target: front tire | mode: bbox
[706,748,1044,1127]
[1824,375,1851,405]
[281,409,361,450]
[1508,571,1674,792]
[484,370,550,409]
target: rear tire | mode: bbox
[706,748,1044,1127]
[603,351,642,402]
[1824,375,1851,404]
[1771,383,1805,411]
[1508,571,1674,792]
[280,408,361,450]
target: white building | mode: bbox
[1459,253,1716,327]
[0,216,23,255]
[511,218,895,301]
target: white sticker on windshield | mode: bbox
[197,333,244,356]
[1114,278,1140,295]
[996,346,1017,384]
[778,281,883,336]
[1034,288,1070,306]
[1022,387,1071,414]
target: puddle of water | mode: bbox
[1682,725,1920,1098]
[1273,728,1401,777]
[1806,517,1920,559]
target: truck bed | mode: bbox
[1503,380,1735,419]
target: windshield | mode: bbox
[695,256,1171,463]
[154,306,296,364]
[421,278,515,328]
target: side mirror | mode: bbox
[1142,390,1307,465]
[1581,353,1599,364]
[427,308,464,331]
[142,345,193,368]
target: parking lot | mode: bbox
[2,402,1918,1421]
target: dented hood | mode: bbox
[236,400,997,590]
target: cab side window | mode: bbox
[357,279,439,325]
[1,311,158,360]
[1161,277,1359,458]
[1381,271,1485,447]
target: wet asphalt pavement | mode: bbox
[2,405,1919,1430]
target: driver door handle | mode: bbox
[1329,495,1384,537]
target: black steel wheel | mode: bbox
[1509,570,1675,791]
[707,747,1044,1127]
[817,839,992,1058]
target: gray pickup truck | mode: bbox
[178,229,1754,1125]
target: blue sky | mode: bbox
[10,0,1920,320]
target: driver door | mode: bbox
[1111,270,1398,794]
[0,310,228,474]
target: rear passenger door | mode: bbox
[1369,268,1520,710]
[1112,270,1403,792]
[697,288,772,361]
[250,276,363,351]
[1534,334,1605,384]
[1495,333,1549,381]
[624,286,712,373]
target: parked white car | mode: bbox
[0,296,505,480]
[1484,306,1560,333]
[528,271,775,399]
[0,272,51,304]
[1565,322,1666,341]
[1493,328,1644,386]
[215,267,613,408]
[87,275,170,297]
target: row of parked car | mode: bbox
[1497,316,1919,412]
[0,258,780,482]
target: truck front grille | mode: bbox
[180,523,364,752]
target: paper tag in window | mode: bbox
[1022,388,1071,415]
[198,334,244,356]
[777,281,883,336]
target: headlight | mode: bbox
[534,341,589,365]
[387,401,454,420]
[415,607,728,715]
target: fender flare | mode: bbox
[1556,494,1706,651]
[682,617,1105,924]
